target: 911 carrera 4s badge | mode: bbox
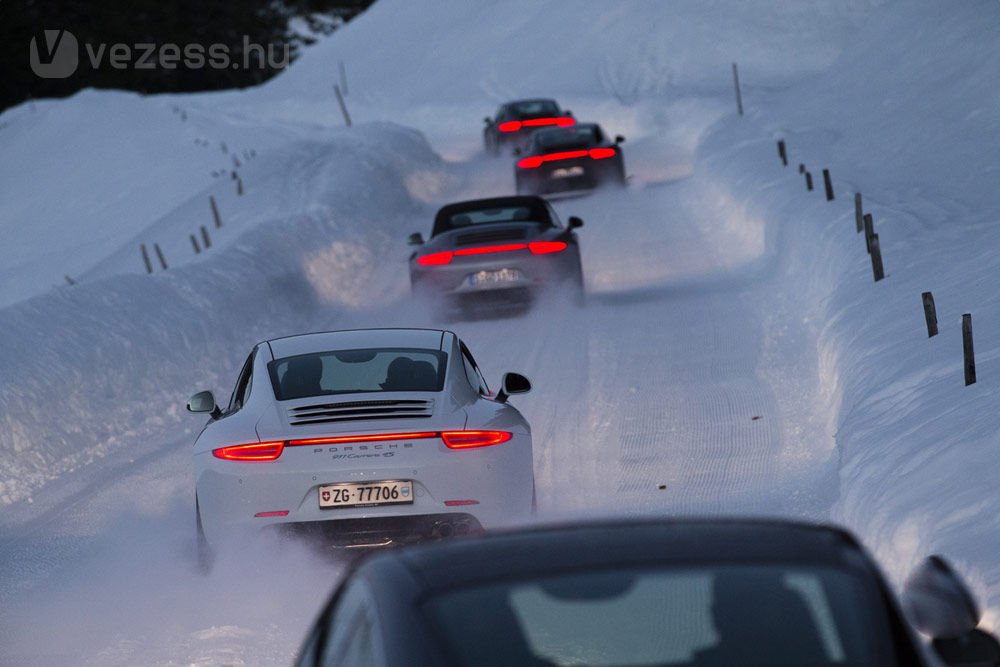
[467,268,523,287]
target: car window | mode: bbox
[433,200,553,236]
[423,565,899,666]
[227,350,254,412]
[534,125,600,151]
[268,348,447,400]
[511,100,559,117]
[459,341,489,395]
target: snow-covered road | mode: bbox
[0,124,840,664]
[5,1,1000,664]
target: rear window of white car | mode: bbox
[268,348,447,400]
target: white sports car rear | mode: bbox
[187,328,534,562]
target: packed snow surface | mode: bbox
[3,0,1000,663]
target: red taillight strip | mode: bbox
[528,241,567,254]
[441,430,512,449]
[214,431,512,461]
[455,243,527,256]
[444,500,480,506]
[518,147,617,169]
[419,242,565,266]
[255,510,290,518]
[213,441,285,461]
[498,117,575,133]
[287,432,439,446]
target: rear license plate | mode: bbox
[552,166,585,178]
[467,268,523,286]
[319,480,413,509]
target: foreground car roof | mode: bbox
[266,328,449,358]
[391,518,868,590]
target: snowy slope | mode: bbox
[3,0,1000,663]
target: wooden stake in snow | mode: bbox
[210,196,222,228]
[732,63,743,116]
[777,140,787,166]
[963,314,976,386]
[922,291,938,337]
[854,193,863,233]
[804,171,813,191]
[201,225,212,249]
[236,176,244,196]
[870,233,885,282]
[334,84,352,127]
[191,234,201,254]
[339,60,348,96]
[154,243,168,270]
[863,213,874,254]
[822,169,834,201]
[141,244,153,274]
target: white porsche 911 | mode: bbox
[186,328,534,564]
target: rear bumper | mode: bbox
[517,158,624,194]
[270,512,484,547]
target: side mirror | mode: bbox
[903,555,980,639]
[495,372,531,404]
[484,117,492,124]
[187,390,221,419]
[902,556,1000,666]
[512,148,522,156]
[565,110,573,117]
[408,232,425,246]
[615,135,625,144]
[567,216,583,229]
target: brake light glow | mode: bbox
[287,432,439,446]
[213,441,285,461]
[419,241,566,266]
[528,241,567,254]
[457,243,527,256]
[498,117,575,133]
[440,430,512,449]
[417,251,454,266]
[517,147,617,169]
[589,147,617,159]
[255,510,290,517]
[215,431,512,462]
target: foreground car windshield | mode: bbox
[268,348,446,400]
[424,564,899,666]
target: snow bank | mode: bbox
[697,0,1000,624]
[0,122,445,505]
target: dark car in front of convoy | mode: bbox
[295,518,1000,667]
[515,122,626,196]
[408,196,584,316]
[483,98,575,154]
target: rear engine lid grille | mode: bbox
[288,399,433,425]
[456,228,527,245]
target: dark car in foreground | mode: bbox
[515,122,626,196]
[408,196,584,316]
[296,518,1000,666]
[483,98,575,154]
